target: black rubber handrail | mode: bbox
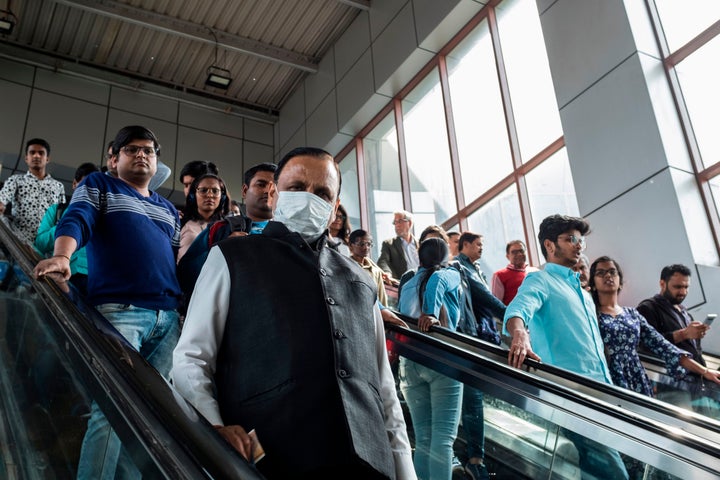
[385,310,720,457]
[0,218,265,479]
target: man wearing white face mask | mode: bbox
[171,147,415,480]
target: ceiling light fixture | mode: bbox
[0,2,17,36]
[205,28,232,90]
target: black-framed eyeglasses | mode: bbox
[337,215,347,220]
[196,187,222,197]
[594,268,618,277]
[353,241,373,248]
[121,145,157,157]
[558,234,586,249]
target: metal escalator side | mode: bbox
[0,218,264,479]
[386,314,720,480]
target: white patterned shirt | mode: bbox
[0,171,65,243]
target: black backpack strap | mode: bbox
[225,214,252,233]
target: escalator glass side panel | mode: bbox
[0,219,265,480]
[387,328,720,480]
[398,319,720,444]
[639,352,720,422]
[0,269,94,479]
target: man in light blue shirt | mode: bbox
[503,214,628,479]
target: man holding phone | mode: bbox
[637,264,713,411]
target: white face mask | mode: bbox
[273,191,335,241]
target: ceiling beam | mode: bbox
[0,41,280,122]
[336,0,371,10]
[52,0,319,73]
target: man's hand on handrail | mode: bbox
[506,316,541,368]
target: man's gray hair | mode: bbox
[393,210,413,221]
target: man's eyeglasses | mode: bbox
[594,268,618,277]
[392,219,409,225]
[353,241,373,248]
[558,234,586,249]
[196,187,222,197]
[121,145,157,157]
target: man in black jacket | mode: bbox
[637,264,711,409]
[172,147,415,479]
[377,210,418,284]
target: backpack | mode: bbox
[402,264,479,337]
[449,260,502,345]
[447,262,479,337]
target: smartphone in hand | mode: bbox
[703,314,717,326]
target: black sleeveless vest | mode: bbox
[215,222,396,478]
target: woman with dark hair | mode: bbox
[177,173,230,263]
[419,224,449,244]
[328,203,351,255]
[398,238,463,480]
[397,225,451,295]
[589,255,720,396]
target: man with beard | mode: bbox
[172,147,415,479]
[637,264,712,410]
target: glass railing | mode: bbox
[640,350,720,421]
[386,314,720,480]
[0,218,264,479]
[5,209,720,479]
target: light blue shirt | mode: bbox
[503,262,612,384]
[250,220,269,235]
[399,266,462,331]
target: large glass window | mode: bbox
[446,20,513,203]
[336,0,569,270]
[363,113,401,260]
[466,187,524,275]
[653,0,720,51]
[524,148,579,256]
[673,37,720,168]
[651,0,720,247]
[338,148,360,233]
[402,69,457,225]
[496,0,563,161]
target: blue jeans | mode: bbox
[562,428,629,480]
[462,385,485,461]
[399,358,463,480]
[77,304,179,480]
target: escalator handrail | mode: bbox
[385,311,720,456]
[0,218,264,480]
[387,310,720,432]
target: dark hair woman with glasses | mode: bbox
[589,255,719,397]
[177,173,230,263]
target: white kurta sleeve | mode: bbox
[373,304,417,479]
[171,246,230,426]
